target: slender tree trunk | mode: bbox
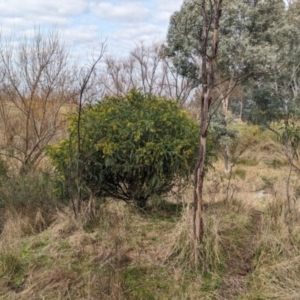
[222,94,230,115]
[224,144,231,174]
[75,44,106,216]
[239,97,244,122]
[193,0,222,240]
[194,116,209,239]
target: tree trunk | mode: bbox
[194,128,208,240]
[239,97,244,122]
[222,95,230,115]
[224,144,231,174]
[193,0,222,240]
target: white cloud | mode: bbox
[155,0,183,12]
[105,22,166,58]
[91,2,150,22]
[0,0,184,60]
[64,25,99,44]
[114,23,162,40]
[0,0,88,18]
[1,17,31,28]
[153,11,172,23]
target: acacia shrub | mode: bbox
[48,90,199,208]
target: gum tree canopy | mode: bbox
[165,0,285,240]
[48,90,199,208]
[165,0,285,84]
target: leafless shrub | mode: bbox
[100,42,196,105]
[0,29,77,173]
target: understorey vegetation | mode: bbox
[47,90,200,209]
[1,0,300,299]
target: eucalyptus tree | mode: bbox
[249,0,300,225]
[165,0,223,240]
[249,0,300,154]
[165,0,285,239]
[166,1,248,106]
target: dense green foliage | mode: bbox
[248,1,300,125]
[48,90,199,207]
[165,0,300,170]
[165,0,285,83]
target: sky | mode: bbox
[0,0,184,61]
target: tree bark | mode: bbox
[194,0,222,240]
[239,97,244,122]
[224,144,231,174]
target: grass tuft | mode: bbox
[165,205,224,274]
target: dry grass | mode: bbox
[164,205,224,273]
[1,123,300,299]
[0,210,46,245]
[0,194,299,299]
[0,200,181,299]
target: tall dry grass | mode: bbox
[0,173,56,234]
[1,123,300,299]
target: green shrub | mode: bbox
[48,90,201,208]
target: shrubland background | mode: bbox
[1,0,300,299]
